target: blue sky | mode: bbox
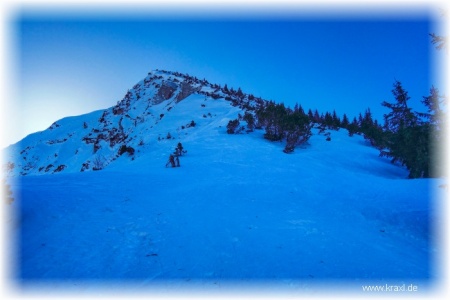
[5,5,446,148]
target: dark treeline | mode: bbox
[226,80,446,179]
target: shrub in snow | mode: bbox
[227,119,240,134]
[93,141,101,153]
[53,165,67,173]
[118,145,135,156]
[243,112,255,132]
[283,144,295,154]
[80,161,90,172]
[93,156,106,171]
[256,101,312,152]
[186,120,196,128]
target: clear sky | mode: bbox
[3,3,447,148]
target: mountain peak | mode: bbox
[3,70,255,176]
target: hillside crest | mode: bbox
[4,70,259,176]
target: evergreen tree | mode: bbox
[418,86,445,129]
[236,87,244,98]
[341,113,350,129]
[255,101,312,152]
[357,112,364,128]
[417,86,446,177]
[223,84,229,94]
[430,33,447,52]
[313,110,321,123]
[226,119,241,134]
[381,80,417,132]
[324,112,333,128]
[243,112,255,131]
[380,81,428,178]
[307,109,314,121]
[331,110,341,129]
[347,117,359,136]
[319,113,325,124]
[282,110,312,153]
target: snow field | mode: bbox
[8,126,442,294]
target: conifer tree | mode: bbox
[237,87,244,98]
[331,110,341,129]
[243,112,255,131]
[223,84,229,94]
[324,112,333,129]
[382,80,417,132]
[417,86,446,177]
[226,119,240,134]
[347,117,359,136]
[341,113,350,129]
[307,109,314,121]
[255,101,312,152]
[380,81,429,178]
[313,110,321,123]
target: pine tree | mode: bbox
[236,87,244,98]
[307,109,314,121]
[418,86,445,129]
[331,110,341,129]
[417,86,446,177]
[313,110,321,123]
[347,117,359,136]
[223,84,229,94]
[380,81,429,178]
[255,101,312,152]
[382,80,417,132]
[243,112,255,131]
[430,33,447,52]
[226,119,240,134]
[341,114,350,129]
[324,112,333,129]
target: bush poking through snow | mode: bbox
[243,112,255,132]
[227,119,240,134]
[186,120,196,128]
[118,145,135,156]
[53,165,67,173]
[93,155,106,171]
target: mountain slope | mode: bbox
[3,70,248,176]
[3,70,445,294]
[9,127,443,290]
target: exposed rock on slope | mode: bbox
[3,70,261,176]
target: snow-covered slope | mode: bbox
[3,70,445,295]
[3,70,249,176]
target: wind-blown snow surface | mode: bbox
[2,70,445,296]
[6,127,445,295]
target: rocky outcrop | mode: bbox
[176,81,201,102]
[153,81,178,104]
